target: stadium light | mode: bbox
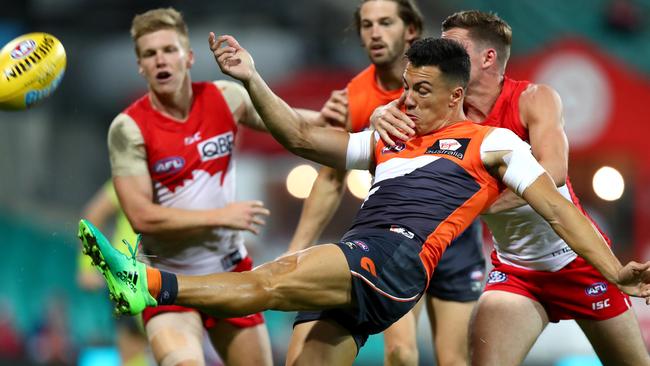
[347,170,373,199]
[592,166,624,201]
[286,164,318,199]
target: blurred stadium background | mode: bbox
[1,0,650,365]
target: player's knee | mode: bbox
[148,319,204,366]
[385,342,418,366]
[159,349,203,366]
[471,294,502,325]
[436,351,468,366]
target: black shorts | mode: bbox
[426,219,485,301]
[295,228,428,351]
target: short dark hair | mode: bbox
[354,0,424,37]
[442,10,512,69]
[406,38,470,89]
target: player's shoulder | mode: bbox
[348,65,375,86]
[519,82,561,107]
[108,113,141,141]
[213,79,247,97]
[110,112,137,128]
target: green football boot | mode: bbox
[78,219,157,315]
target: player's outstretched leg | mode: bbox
[78,219,157,315]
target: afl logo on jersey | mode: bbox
[585,282,608,297]
[153,156,185,175]
[198,131,234,162]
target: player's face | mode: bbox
[402,63,462,135]
[441,28,482,85]
[359,1,417,66]
[136,29,194,95]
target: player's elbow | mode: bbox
[542,163,568,187]
[124,207,160,235]
[550,171,567,187]
[284,124,317,157]
[127,218,152,235]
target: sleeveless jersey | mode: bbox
[480,76,597,271]
[349,121,501,277]
[347,64,404,132]
[123,82,246,275]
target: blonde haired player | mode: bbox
[107,8,276,366]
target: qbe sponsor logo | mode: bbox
[585,282,608,297]
[198,132,234,162]
[487,270,507,284]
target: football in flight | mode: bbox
[0,32,66,110]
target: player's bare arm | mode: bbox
[287,89,351,130]
[108,114,269,236]
[209,33,350,169]
[481,128,650,299]
[520,84,568,185]
[214,79,266,131]
[113,175,268,237]
[216,79,328,131]
[484,83,568,213]
[287,89,353,253]
[211,37,357,253]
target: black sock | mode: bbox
[157,270,178,305]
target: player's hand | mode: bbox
[209,33,255,82]
[616,261,650,303]
[320,89,348,127]
[220,200,270,235]
[370,93,415,146]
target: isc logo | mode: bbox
[585,282,608,296]
[591,299,610,310]
[198,132,234,162]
